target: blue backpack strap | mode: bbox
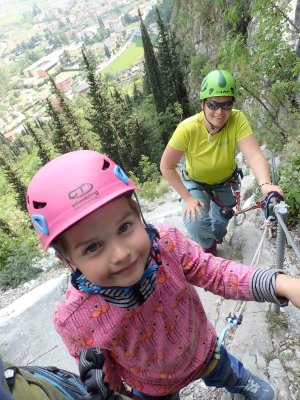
[22,365,89,399]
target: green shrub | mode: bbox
[139,178,169,200]
[139,155,160,183]
[0,234,42,289]
[129,156,169,200]
[279,150,300,225]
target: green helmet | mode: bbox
[199,69,236,100]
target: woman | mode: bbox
[160,69,283,255]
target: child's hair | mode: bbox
[26,151,139,252]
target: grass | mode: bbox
[102,35,144,74]
[266,309,288,334]
[102,34,156,75]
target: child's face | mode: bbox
[61,197,150,287]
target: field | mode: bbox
[102,35,144,75]
[102,34,156,75]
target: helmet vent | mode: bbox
[102,159,110,170]
[33,201,47,209]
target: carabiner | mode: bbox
[265,192,285,221]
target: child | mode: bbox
[26,150,300,400]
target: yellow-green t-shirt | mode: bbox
[168,109,253,184]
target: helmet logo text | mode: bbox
[68,183,93,199]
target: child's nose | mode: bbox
[111,241,130,264]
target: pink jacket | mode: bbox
[53,226,254,395]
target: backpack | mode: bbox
[1,348,132,400]
[2,362,89,400]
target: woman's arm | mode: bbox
[160,145,189,200]
[238,134,283,197]
[160,145,204,220]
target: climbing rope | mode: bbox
[215,192,285,358]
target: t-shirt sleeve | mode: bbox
[168,120,190,152]
[236,111,253,142]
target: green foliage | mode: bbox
[279,149,300,225]
[139,178,169,200]
[0,149,28,213]
[189,52,211,89]
[14,148,42,185]
[0,233,42,289]
[129,155,168,200]
[139,9,165,114]
[139,155,160,182]
[48,75,93,150]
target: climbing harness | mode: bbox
[182,167,243,220]
[214,192,285,358]
[233,195,267,226]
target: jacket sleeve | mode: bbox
[169,227,255,301]
[169,227,289,306]
[52,295,124,393]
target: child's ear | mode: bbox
[55,252,76,272]
[55,252,65,264]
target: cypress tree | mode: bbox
[0,150,27,213]
[23,122,55,164]
[138,8,165,114]
[156,8,190,117]
[156,8,178,106]
[169,31,190,117]
[48,75,93,150]
[133,82,143,106]
[142,61,151,97]
[97,14,105,30]
[46,98,75,153]
[81,47,123,165]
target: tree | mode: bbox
[142,62,151,97]
[132,82,143,106]
[81,47,122,164]
[138,8,165,114]
[155,7,190,117]
[48,75,93,150]
[97,14,105,30]
[23,122,55,165]
[46,98,75,153]
[0,150,28,213]
[104,45,111,59]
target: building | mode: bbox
[64,43,82,58]
[54,73,73,91]
[23,49,64,79]
[74,81,89,94]
[105,18,124,33]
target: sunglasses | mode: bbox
[205,100,234,110]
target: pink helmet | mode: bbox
[27,150,138,251]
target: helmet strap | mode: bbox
[52,245,76,272]
[202,103,226,142]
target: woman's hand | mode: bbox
[260,183,284,197]
[183,195,205,222]
[275,275,300,309]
